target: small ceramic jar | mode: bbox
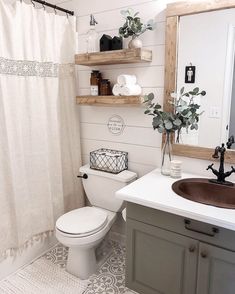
[170,160,182,179]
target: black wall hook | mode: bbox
[77,174,88,179]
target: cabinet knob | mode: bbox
[189,245,196,252]
[201,251,208,258]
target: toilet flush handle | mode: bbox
[77,173,88,179]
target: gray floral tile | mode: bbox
[44,239,138,294]
[85,242,126,294]
[44,244,68,268]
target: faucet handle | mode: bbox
[207,163,214,170]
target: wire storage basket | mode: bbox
[90,148,128,174]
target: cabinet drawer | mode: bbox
[126,202,235,251]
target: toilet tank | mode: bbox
[79,164,137,212]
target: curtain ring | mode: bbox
[31,0,35,8]
[54,5,57,15]
[66,12,69,18]
[42,1,46,10]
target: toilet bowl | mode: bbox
[56,207,116,279]
[55,164,137,279]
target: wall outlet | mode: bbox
[208,106,220,118]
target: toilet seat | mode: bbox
[56,207,108,237]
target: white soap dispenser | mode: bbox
[86,14,98,53]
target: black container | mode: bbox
[112,36,123,50]
[100,34,112,51]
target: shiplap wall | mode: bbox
[53,0,176,177]
[54,0,235,182]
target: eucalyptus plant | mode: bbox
[119,8,156,39]
[144,87,206,142]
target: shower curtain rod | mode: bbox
[32,0,74,15]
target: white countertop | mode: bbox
[116,169,235,231]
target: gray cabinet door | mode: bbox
[197,243,235,294]
[126,219,198,294]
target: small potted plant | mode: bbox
[144,87,206,175]
[119,8,156,49]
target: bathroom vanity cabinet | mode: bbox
[126,202,235,294]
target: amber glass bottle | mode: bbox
[100,79,112,95]
[90,70,102,96]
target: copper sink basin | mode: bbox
[172,178,235,209]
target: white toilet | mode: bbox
[55,164,137,279]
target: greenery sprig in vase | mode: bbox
[144,87,206,175]
[119,8,156,49]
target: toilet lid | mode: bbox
[56,207,108,236]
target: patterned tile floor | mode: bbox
[44,239,138,294]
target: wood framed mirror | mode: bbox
[164,0,235,163]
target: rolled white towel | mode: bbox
[117,74,137,86]
[121,84,142,96]
[112,84,123,96]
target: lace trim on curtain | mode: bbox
[0,57,75,77]
[0,230,55,261]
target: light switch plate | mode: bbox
[208,106,220,118]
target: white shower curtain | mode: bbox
[0,0,84,257]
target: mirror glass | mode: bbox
[176,8,235,150]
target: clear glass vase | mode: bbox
[175,128,184,144]
[161,131,173,176]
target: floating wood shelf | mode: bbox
[75,48,152,66]
[76,95,144,106]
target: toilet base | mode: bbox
[66,246,97,279]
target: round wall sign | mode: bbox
[107,115,125,135]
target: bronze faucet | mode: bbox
[207,143,235,186]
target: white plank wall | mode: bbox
[54,0,181,177]
[23,0,235,180]
[20,0,235,184]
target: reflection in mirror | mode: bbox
[229,66,235,150]
[176,8,235,150]
[227,135,235,150]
